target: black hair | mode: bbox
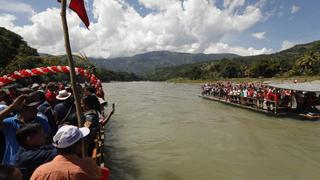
[85,86,96,94]
[37,91,46,102]
[29,91,45,103]
[0,164,17,180]
[82,95,100,113]
[16,123,42,147]
[0,94,13,105]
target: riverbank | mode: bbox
[167,76,320,83]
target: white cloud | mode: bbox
[0,0,34,14]
[0,0,268,58]
[291,5,300,14]
[204,42,272,56]
[252,32,266,40]
[0,14,17,27]
[281,40,296,51]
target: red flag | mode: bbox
[69,0,90,28]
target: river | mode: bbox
[103,82,320,180]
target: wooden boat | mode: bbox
[0,66,115,167]
[199,82,320,121]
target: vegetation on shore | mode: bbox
[168,76,320,84]
[148,41,320,82]
[2,26,320,84]
[0,27,141,82]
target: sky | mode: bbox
[0,0,320,58]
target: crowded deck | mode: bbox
[200,81,320,120]
[0,79,113,179]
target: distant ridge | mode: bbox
[146,40,320,80]
[90,51,240,75]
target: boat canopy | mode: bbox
[267,82,320,92]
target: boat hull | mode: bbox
[199,95,320,121]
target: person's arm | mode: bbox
[100,103,115,126]
[0,95,26,122]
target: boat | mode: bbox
[0,65,114,167]
[199,81,320,121]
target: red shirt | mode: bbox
[267,91,274,101]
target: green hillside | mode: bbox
[0,27,38,71]
[91,51,240,75]
[147,41,320,81]
[0,27,140,82]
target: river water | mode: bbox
[103,82,320,180]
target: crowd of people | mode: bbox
[201,81,320,113]
[0,81,113,180]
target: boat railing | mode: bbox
[206,94,291,115]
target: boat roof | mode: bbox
[267,82,320,92]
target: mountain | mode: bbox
[0,27,140,82]
[90,51,240,75]
[0,27,38,70]
[146,40,320,80]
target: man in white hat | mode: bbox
[30,125,103,180]
[54,90,77,126]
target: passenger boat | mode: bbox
[0,65,114,167]
[199,81,320,121]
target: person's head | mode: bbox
[31,83,40,90]
[8,87,17,94]
[16,123,47,148]
[53,125,90,156]
[56,90,72,102]
[47,82,57,93]
[19,94,41,122]
[0,165,22,180]
[81,95,100,112]
[29,91,46,104]
[0,93,13,105]
[84,86,96,96]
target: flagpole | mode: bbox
[60,0,84,131]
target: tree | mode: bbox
[295,51,320,75]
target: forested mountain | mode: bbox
[147,41,320,80]
[0,27,38,71]
[91,51,240,75]
[0,27,140,82]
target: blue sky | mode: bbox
[0,0,319,58]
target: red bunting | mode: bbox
[69,0,90,28]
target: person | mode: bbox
[15,123,57,180]
[45,82,58,108]
[30,125,104,180]
[83,86,96,96]
[54,90,77,126]
[0,164,22,180]
[82,95,100,156]
[0,94,51,165]
[36,91,57,136]
[31,83,40,90]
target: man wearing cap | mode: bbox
[0,94,51,165]
[31,125,103,180]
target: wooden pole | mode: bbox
[60,0,83,128]
[60,0,85,157]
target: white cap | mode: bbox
[53,125,90,148]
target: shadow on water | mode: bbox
[104,118,141,180]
